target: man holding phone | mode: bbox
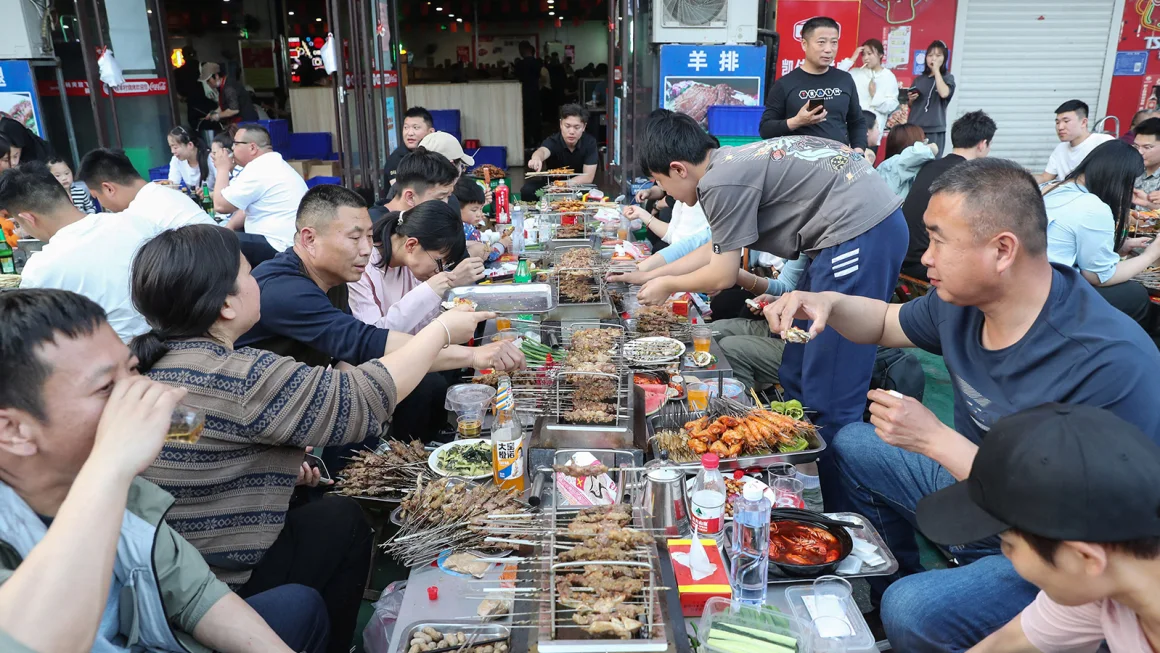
[760,16,869,160]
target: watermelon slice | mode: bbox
[639,384,668,415]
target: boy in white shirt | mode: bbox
[1036,99,1114,183]
[917,404,1160,653]
[77,148,213,231]
[1,162,157,341]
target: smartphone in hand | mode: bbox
[807,98,825,112]
[304,454,332,483]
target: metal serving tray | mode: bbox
[721,512,899,583]
[645,412,826,470]
[446,283,556,314]
[394,621,511,653]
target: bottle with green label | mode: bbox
[0,239,16,274]
[514,259,532,284]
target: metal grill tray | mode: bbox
[645,412,826,469]
[721,512,899,583]
[393,621,511,653]
[446,283,556,314]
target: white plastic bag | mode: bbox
[361,580,407,653]
[96,47,125,88]
[320,34,338,74]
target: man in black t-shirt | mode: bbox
[760,17,867,156]
[900,110,995,280]
[382,107,436,192]
[520,104,599,200]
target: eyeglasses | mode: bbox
[426,249,446,273]
[232,140,255,147]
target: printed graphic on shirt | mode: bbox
[797,88,845,101]
[953,373,1000,433]
[719,135,872,180]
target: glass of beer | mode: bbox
[167,405,205,444]
[687,382,709,411]
[692,325,712,354]
[496,315,512,331]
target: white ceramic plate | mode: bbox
[428,439,494,480]
[624,336,686,364]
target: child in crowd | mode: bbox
[47,157,96,214]
[864,110,882,165]
[454,175,509,262]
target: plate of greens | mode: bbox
[429,439,494,480]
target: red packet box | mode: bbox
[669,295,690,318]
[666,538,732,616]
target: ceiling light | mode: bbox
[288,10,294,14]
[146,8,151,12]
[435,5,442,9]
[456,17,462,21]
[315,17,322,21]
[548,10,554,14]
[221,19,228,23]
[448,12,454,16]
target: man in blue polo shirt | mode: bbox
[765,158,1160,652]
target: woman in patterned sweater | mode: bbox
[128,224,493,653]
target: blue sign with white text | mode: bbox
[0,61,44,137]
[659,44,766,128]
[1115,51,1149,77]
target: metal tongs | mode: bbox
[770,507,864,530]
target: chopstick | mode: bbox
[420,635,509,653]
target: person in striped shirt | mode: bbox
[46,157,95,214]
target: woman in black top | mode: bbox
[906,40,955,156]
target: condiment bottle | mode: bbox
[491,390,525,491]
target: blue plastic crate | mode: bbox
[254,119,290,153]
[148,165,170,181]
[467,145,507,170]
[429,110,461,134]
[306,175,342,188]
[707,106,764,137]
[288,132,333,160]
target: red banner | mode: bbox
[1107,1,1160,132]
[37,78,169,97]
[343,69,399,89]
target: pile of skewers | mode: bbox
[333,440,429,499]
[632,305,684,338]
[554,505,653,640]
[561,328,624,425]
[557,248,600,303]
[382,476,525,566]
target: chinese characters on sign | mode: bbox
[660,44,767,128]
[0,61,44,136]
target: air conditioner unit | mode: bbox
[653,0,758,44]
[0,0,53,59]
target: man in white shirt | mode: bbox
[1,162,156,341]
[211,123,307,266]
[1035,99,1114,183]
[77,149,214,232]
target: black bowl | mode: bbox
[767,517,854,578]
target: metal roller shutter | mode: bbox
[948,0,1123,170]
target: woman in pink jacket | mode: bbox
[348,200,485,333]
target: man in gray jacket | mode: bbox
[0,289,329,653]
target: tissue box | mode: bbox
[666,539,732,616]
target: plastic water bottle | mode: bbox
[729,483,771,605]
[511,204,525,254]
[690,453,727,545]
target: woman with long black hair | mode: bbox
[1043,139,1160,336]
[349,199,484,334]
[129,223,492,653]
[166,126,212,188]
[906,40,955,156]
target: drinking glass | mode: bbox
[692,325,711,354]
[167,405,205,444]
[496,316,512,331]
[766,463,796,484]
[687,382,709,411]
[773,476,805,508]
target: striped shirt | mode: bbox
[69,182,95,214]
[141,338,397,585]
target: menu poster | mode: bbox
[0,61,44,137]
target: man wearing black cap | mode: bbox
[764,158,1160,651]
[918,404,1160,653]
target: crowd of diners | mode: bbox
[4,15,1160,650]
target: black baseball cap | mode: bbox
[917,403,1160,546]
